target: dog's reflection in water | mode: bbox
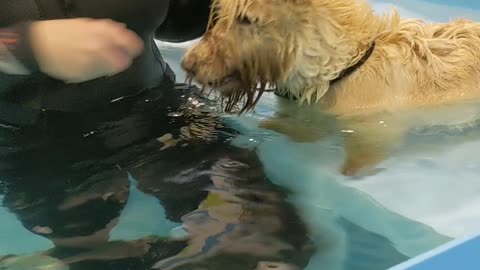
[0,86,315,270]
[0,146,315,270]
[132,144,316,270]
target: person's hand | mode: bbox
[30,18,144,83]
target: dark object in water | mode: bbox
[0,83,316,270]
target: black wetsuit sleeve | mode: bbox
[154,0,211,43]
[0,22,40,94]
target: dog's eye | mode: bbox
[238,16,253,25]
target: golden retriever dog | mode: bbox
[181,0,480,176]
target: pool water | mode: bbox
[2,0,480,269]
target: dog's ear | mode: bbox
[263,0,309,4]
[282,0,310,3]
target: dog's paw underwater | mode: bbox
[181,0,480,177]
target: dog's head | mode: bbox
[181,0,378,112]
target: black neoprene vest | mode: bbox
[0,0,210,115]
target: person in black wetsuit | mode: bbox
[0,1,315,269]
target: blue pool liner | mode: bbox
[389,233,480,270]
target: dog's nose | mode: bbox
[181,56,198,76]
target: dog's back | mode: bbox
[375,16,480,105]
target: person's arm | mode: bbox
[155,0,211,43]
[0,18,144,93]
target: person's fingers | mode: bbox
[95,18,124,29]
[96,19,144,58]
[107,27,144,58]
[99,45,133,76]
[30,18,144,83]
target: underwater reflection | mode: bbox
[0,84,315,270]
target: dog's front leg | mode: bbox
[339,116,407,177]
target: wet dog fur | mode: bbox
[181,0,480,176]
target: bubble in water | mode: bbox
[168,112,183,117]
[83,130,96,138]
